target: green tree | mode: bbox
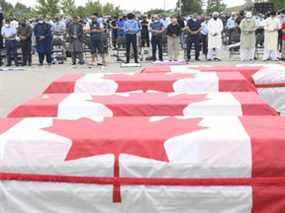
[61,0,76,16]
[179,0,203,16]
[85,0,102,16]
[0,0,14,19]
[74,6,86,18]
[269,0,285,9]
[14,3,33,19]
[35,0,60,17]
[207,2,226,15]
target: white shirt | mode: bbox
[1,25,17,38]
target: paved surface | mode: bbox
[0,57,284,117]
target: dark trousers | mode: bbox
[20,39,32,65]
[227,29,235,45]
[151,35,163,61]
[126,34,138,63]
[186,35,200,60]
[71,51,84,64]
[6,40,18,66]
[38,51,52,65]
[200,34,208,58]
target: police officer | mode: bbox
[123,13,139,64]
[1,19,18,66]
[150,15,164,61]
[186,14,202,62]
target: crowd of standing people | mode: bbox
[0,9,285,67]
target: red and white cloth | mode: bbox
[0,116,285,212]
[8,92,277,118]
[141,64,285,82]
[44,73,256,94]
[257,88,285,115]
[252,66,285,115]
[253,66,285,88]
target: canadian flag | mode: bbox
[0,116,284,212]
[142,64,285,82]
[44,72,255,95]
[8,92,277,118]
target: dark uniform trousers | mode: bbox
[6,40,18,66]
[39,52,52,65]
[151,35,163,61]
[126,34,138,63]
[186,34,200,60]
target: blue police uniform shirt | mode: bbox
[117,19,125,37]
[150,21,164,36]
[90,20,104,40]
[187,19,201,32]
[124,20,139,35]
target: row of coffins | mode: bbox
[1,63,285,212]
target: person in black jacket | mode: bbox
[166,16,182,61]
[186,14,201,61]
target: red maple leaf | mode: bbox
[90,93,208,116]
[44,117,205,202]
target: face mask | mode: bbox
[5,24,9,27]
[39,20,43,24]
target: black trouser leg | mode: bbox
[39,53,44,64]
[21,41,27,65]
[157,38,163,61]
[151,37,157,60]
[186,39,193,60]
[6,41,12,66]
[126,35,132,63]
[46,51,52,64]
[131,35,138,63]
[194,36,200,60]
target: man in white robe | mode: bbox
[263,11,280,61]
[207,12,224,61]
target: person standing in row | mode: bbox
[124,13,139,64]
[186,14,201,61]
[150,15,164,61]
[166,16,181,61]
[1,19,18,66]
[89,13,106,66]
[141,16,150,48]
[239,12,256,62]
[263,11,280,61]
[17,20,33,66]
[34,17,53,65]
[67,16,84,65]
[200,16,208,60]
[207,12,223,61]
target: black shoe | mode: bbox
[214,58,221,62]
[196,58,200,61]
